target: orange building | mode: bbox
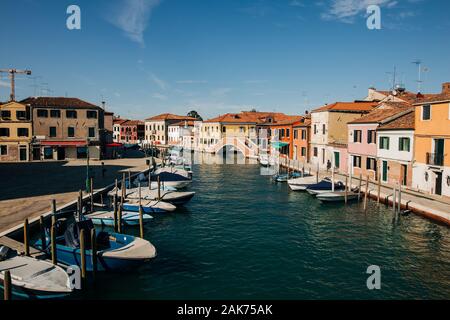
[412,82,450,197]
[293,117,311,163]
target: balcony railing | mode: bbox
[427,153,444,166]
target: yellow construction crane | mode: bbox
[0,68,32,101]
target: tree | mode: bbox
[187,110,203,121]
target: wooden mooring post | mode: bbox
[52,199,57,215]
[139,183,144,239]
[121,173,126,199]
[78,189,83,216]
[398,184,402,213]
[344,176,348,204]
[113,194,118,233]
[393,184,397,213]
[90,178,94,213]
[363,175,369,212]
[377,173,381,204]
[128,170,131,190]
[80,229,87,288]
[358,173,362,201]
[3,270,11,300]
[23,218,29,256]
[51,222,57,265]
[91,228,97,280]
[157,176,161,200]
[118,201,123,234]
[39,216,46,251]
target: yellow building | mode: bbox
[0,101,33,162]
[412,82,450,197]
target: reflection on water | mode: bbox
[80,158,450,300]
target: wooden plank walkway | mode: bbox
[0,236,45,258]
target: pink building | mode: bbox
[347,104,412,180]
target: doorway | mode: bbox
[435,171,443,196]
[19,146,27,161]
[401,164,407,186]
[32,147,40,161]
[57,147,66,161]
[382,160,388,182]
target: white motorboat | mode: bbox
[316,191,359,202]
[85,210,154,226]
[0,246,72,299]
[126,189,195,205]
[287,175,318,191]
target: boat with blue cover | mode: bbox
[306,179,345,195]
[34,220,156,272]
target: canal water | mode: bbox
[80,156,450,300]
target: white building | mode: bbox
[144,113,197,146]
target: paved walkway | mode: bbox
[282,161,450,226]
[0,158,154,233]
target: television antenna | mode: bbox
[412,60,423,93]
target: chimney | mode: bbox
[442,82,450,94]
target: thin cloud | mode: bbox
[152,93,168,100]
[108,0,162,46]
[321,0,396,23]
[176,80,208,84]
[150,73,168,90]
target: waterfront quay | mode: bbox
[0,158,153,234]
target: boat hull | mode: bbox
[316,192,359,202]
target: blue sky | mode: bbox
[1,0,449,119]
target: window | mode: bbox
[86,110,97,119]
[37,109,48,118]
[294,129,298,139]
[67,127,75,137]
[366,157,377,171]
[367,130,376,144]
[280,129,285,137]
[1,110,11,120]
[66,110,77,119]
[322,124,326,135]
[50,110,61,118]
[240,127,245,133]
[313,147,318,157]
[353,155,362,168]
[49,127,57,137]
[0,128,10,137]
[353,130,362,143]
[301,130,307,140]
[301,147,307,157]
[314,125,317,134]
[379,136,390,150]
[0,145,7,155]
[422,105,431,120]
[286,129,290,138]
[16,111,27,120]
[88,127,96,138]
[43,147,53,160]
[77,147,87,159]
[399,137,410,152]
[17,128,29,137]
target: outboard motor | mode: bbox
[64,220,95,249]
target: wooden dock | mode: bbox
[0,236,45,258]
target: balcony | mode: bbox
[427,153,444,166]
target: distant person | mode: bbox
[326,160,331,173]
[101,162,106,178]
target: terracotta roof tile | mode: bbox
[413,92,450,105]
[348,107,413,124]
[204,111,288,124]
[169,120,196,127]
[377,111,415,130]
[20,97,99,109]
[312,101,378,113]
[145,113,197,121]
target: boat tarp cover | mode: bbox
[151,171,190,182]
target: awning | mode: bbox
[271,141,289,149]
[106,143,124,147]
[41,140,87,147]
